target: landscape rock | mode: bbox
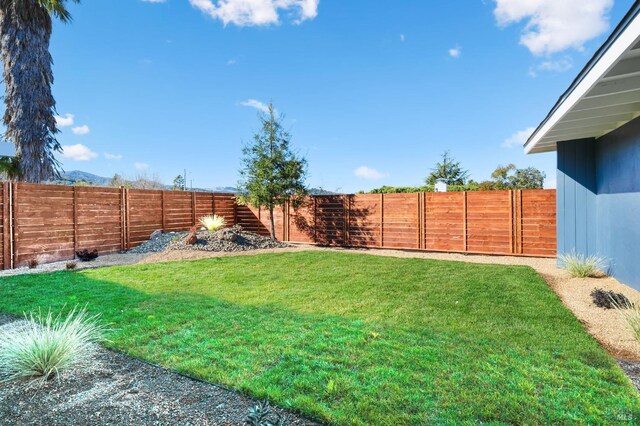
[184,226,198,245]
[168,225,288,253]
[150,230,163,240]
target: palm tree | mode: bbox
[0,0,79,182]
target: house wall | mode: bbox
[595,117,640,286]
[557,116,640,289]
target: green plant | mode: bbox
[558,251,607,278]
[199,214,225,232]
[27,259,38,269]
[65,261,77,270]
[591,288,631,309]
[612,298,640,343]
[0,307,106,386]
[245,400,288,426]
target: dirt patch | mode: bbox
[0,314,320,426]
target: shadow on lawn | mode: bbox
[0,268,638,425]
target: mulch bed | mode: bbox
[0,314,320,426]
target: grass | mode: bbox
[0,307,106,386]
[559,250,607,278]
[0,251,637,424]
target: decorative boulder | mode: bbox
[216,228,239,243]
[184,226,198,245]
[150,229,163,240]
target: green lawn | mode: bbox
[0,251,637,424]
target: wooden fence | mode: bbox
[237,190,557,257]
[0,182,236,269]
[0,183,556,269]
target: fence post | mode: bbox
[125,188,130,250]
[10,183,16,269]
[416,192,421,249]
[161,190,167,231]
[313,196,317,243]
[233,196,238,226]
[509,190,515,254]
[73,187,78,254]
[516,190,523,254]
[212,193,216,216]
[380,193,384,247]
[2,183,9,269]
[463,192,468,253]
[342,195,347,246]
[422,193,427,251]
[191,192,197,226]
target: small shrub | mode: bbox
[612,298,640,343]
[200,214,226,232]
[558,251,606,278]
[27,259,38,269]
[244,400,288,426]
[0,307,106,386]
[591,288,631,309]
[66,261,77,270]
[76,249,98,262]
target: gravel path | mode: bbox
[0,252,150,278]
[0,314,321,426]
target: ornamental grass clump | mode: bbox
[200,214,226,232]
[0,307,107,386]
[612,298,640,343]
[558,251,607,278]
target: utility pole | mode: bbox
[183,168,187,191]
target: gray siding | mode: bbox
[557,116,640,289]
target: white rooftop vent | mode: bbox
[434,180,447,193]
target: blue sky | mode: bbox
[43,0,634,192]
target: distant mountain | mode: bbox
[59,170,111,186]
[53,171,334,195]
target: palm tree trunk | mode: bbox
[0,4,61,182]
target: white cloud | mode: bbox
[448,46,461,58]
[189,0,319,26]
[134,162,150,170]
[240,99,270,113]
[502,127,536,148]
[354,166,388,180]
[71,125,90,135]
[538,58,572,72]
[494,0,613,55]
[55,113,74,127]
[400,34,405,42]
[141,0,166,3]
[227,58,237,65]
[61,144,98,161]
[104,152,123,160]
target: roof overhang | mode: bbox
[525,4,640,154]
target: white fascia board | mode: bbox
[525,15,640,154]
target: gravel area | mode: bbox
[127,231,186,254]
[0,314,320,426]
[167,225,289,252]
[0,252,150,278]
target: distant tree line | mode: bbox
[362,151,546,194]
